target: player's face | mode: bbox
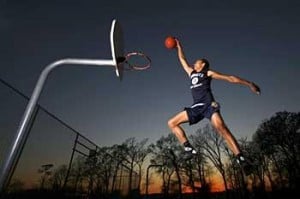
[194,60,205,71]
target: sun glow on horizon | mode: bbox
[142,172,225,194]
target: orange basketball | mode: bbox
[164,36,177,49]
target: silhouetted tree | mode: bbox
[135,140,150,192]
[51,164,68,191]
[122,137,149,194]
[149,134,183,198]
[84,149,98,196]
[240,139,268,192]
[148,140,175,198]
[94,147,115,196]
[38,163,54,190]
[69,156,86,192]
[110,144,129,193]
[253,111,300,190]
[190,133,211,193]
[194,125,229,195]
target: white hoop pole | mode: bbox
[0,58,115,192]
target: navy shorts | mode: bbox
[184,101,220,125]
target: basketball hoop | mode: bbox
[118,52,151,71]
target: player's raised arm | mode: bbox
[208,70,261,94]
[175,39,193,76]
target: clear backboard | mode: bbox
[110,19,124,79]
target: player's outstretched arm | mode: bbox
[208,70,261,94]
[175,39,193,76]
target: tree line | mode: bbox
[7,111,300,199]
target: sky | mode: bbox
[0,0,300,190]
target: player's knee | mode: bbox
[167,118,176,129]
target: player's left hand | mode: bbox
[250,82,261,95]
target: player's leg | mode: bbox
[210,112,241,155]
[210,112,253,175]
[167,111,189,144]
[168,111,197,159]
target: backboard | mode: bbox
[110,19,124,79]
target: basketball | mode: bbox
[164,36,177,49]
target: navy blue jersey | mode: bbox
[189,69,215,104]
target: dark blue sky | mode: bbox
[1,0,300,147]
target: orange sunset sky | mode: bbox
[143,171,225,194]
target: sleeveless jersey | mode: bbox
[189,69,215,104]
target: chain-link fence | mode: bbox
[0,78,139,198]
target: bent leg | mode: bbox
[210,112,241,155]
[167,111,189,144]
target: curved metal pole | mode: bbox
[0,58,115,192]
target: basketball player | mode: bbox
[167,38,260,175]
